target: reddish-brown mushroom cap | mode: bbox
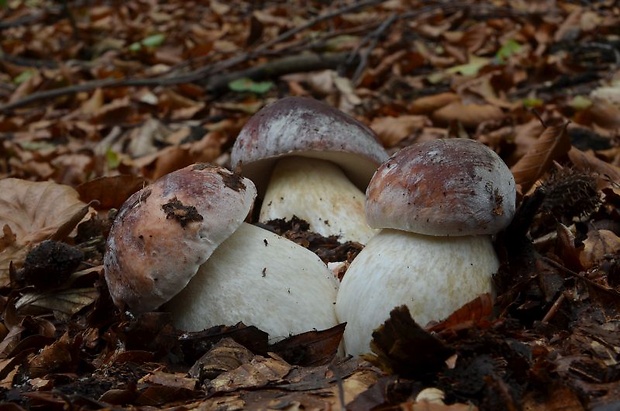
[230,96,388,195]
[104,164,257,313]
[366,139,516,236]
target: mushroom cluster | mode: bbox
[103,98,516,356]
[104,164,338,342]
[231,96,388,244]
[336,138,516,355]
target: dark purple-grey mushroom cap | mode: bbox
[231,97,388,195]
[366,139,516,236]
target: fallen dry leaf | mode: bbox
[0,179,88,286]
[568,146,620,189]
[208,353,292,393]
[14,288,99,319]
[431,101,504,128]
[366,305,454,378]
[511,122,572,194]
[580,229,620,270]
[76,175,147,210]
[408,92,460,115]
[371,115,429,147]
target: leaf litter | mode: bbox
[0,0,620,409]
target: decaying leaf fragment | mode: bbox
[208,353,292,393]
[366,305,454,378]
[14,287,99,319]
[580,229,620,270]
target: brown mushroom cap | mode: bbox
[230,97,388,195]
[366,139,516,236]
[104,164,257,313]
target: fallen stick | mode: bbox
[0,52,356,113]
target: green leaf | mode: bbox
[445,55,489,76]
[128,42,142,52]
[496,39,522,63]
[522,97,544,108]
[228,78,274,94]
[106,149,121,169]
[128,33,166,51]
[569,95,592,110]
[13,69,36,84]
[141,33,166,48]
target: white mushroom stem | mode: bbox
[335,229,498,356]
[260,156,377,244]
[164,223,340,343]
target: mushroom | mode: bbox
[231,96,389,244]
[104,164,339,342]
[335,139,516,355]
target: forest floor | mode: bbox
[1,0,620,409]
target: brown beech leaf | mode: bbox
[207,353,292,393]
[408,92,459,115]
[426,293,494,334]
[511,122,572,194]
[27,332,75,378]
[0,179,88,287]
[580,229,620,270]
[365,305,453,378]
[370,115,429,148]
[189,338,256,381]
[14,288,99,319]
[76,175,147,210]
[431,101,504,128]
[568,146,620,189]
[0,179,87,244]
[270,323,345,367]
[139,370,198,390]
[522,382,584,411]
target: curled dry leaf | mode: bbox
[510,122,572,194]
[431,101,504,128]
[208,353,292,393]
[366,305,453,378]
[408,92,460,115]
[14,288,99,319]
[370,115,429,148]
[77,175,147,210]
[139,370,198,390]
[580,229,620,270]
[568,146,620,189]
[189,338,256,381]
[0,179,89,287]
[27,332,74,378]
[427,293,494,334]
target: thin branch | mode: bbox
[351,12,398,85]
[206,52,357,92]
[0,52,356,113]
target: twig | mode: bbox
[541,292,566,323]
[0,52,355,112]
[542,257,620,297]
[351,12,398,85]
[205,52,357,92]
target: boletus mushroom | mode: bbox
[104,164,339,342]
[231,96,389,244]
[335,139,516,355]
